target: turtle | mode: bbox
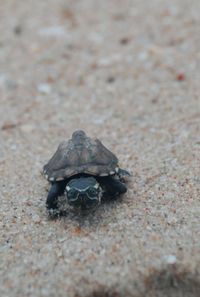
[43,130,130,215]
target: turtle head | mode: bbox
[65,177,102,210]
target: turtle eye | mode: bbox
[67,188,78,201]
[87,187,98,198]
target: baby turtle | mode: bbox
[43,130,130,215]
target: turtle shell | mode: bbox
[43,130,119,182]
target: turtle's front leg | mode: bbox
[100,176,127,198]
[46,181,66,213]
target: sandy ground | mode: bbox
[0,0,200,296]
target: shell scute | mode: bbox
[43,130,118,181]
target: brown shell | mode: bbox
[43,130,119,181]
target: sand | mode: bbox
[0,0,200,296]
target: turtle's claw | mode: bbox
[48,208,60,219]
